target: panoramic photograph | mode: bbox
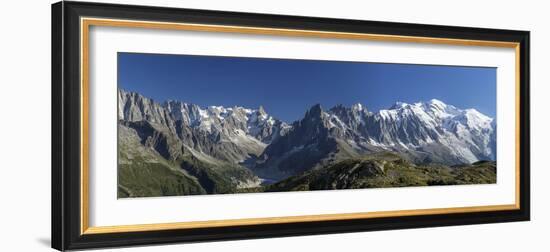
[117,52,497,198]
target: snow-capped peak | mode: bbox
[427,98,446,107]
[161,101,289,143]
[318,99,495,163]
[390,101,409,109]
[119,87,495,165]
[456,108,493,130]
[351,103,365,111]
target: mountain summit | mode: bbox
[118,88,291,164]
[254,100,496,179]
[118,88,496,194]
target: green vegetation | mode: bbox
[265,152,496,192]
[117,123,259,198]
[118,119,496,197]
[177,155,257,194]
[118,162,205,197]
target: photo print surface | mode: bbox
[117,52,497,198]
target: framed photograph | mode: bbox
[52,1,530,250]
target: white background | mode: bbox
[0,0,547,251]
[89,24,516,227]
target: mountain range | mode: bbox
[117,88,496,197]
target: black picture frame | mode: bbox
[52,1,530,251]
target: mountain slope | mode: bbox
[118,89,293,197]
[266,152,496,192]
[118,88,291,164]
[254,100,496,180]
[118,88,496,197]
[118,123,206,197]
[253,104,376,180]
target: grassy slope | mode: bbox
[118,162,205,197]
[118,124,207,197]
[119,120,496,196]
[265,152,496,192]
[118,123,260,197]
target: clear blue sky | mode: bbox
[118,52,496,123]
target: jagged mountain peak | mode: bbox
[388,98,448,108]
[389,101,409,110]
[330,104,346,111]
[119,88,149,103]
[256,98,496,179]
[120,88,262,125]
[304,103,324,119]
[382,99,468,122]
[328,103,368,113]
[388,99,449,112]
[258,105,267,115]
[118,88,291,167]
[119,87,495,180]
[351,102,365,112]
